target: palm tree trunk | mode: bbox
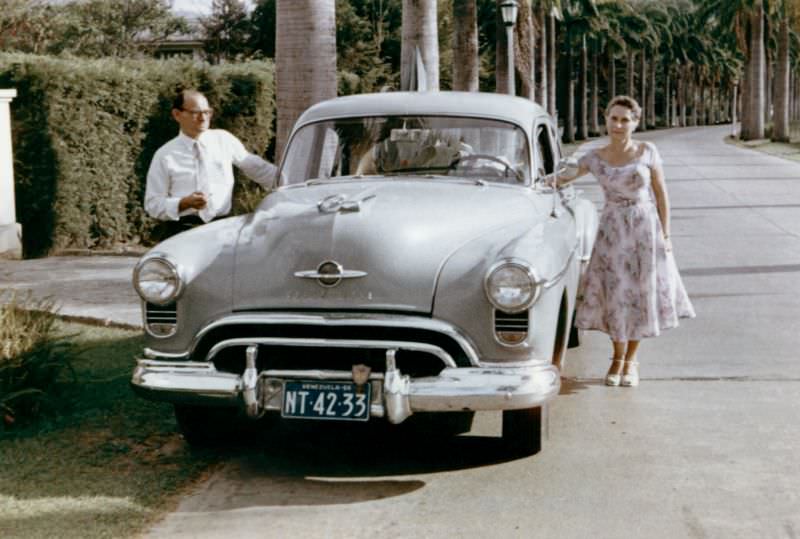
[732,82,738,129]
[514,0,535,100]
[742,0,765,140]
[679,66,686,127]
[538,6,547,108]
[591,44,600,135]
[608,45,616,99]
[401,0,439,91]
[649,58,656,126]
[699,76,706,126]
[578,35,587,139]
[710,80,717,124]
[626,48,635,97]
[565,45,576,143]
[686,66,697,127]
[639,49,647,131]
[765,51,772,127]
[275,0,337,161]
[452,0,479,91]
[548,12,557,116]
[528,1,536,102]
[773,16,790,142]
[666,66,672,127]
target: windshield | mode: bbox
[280,115,531,186]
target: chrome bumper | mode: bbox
[131,347,560,424]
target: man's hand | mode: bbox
[178,192,208,212]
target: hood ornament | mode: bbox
[318,194,376,214]
[294,260,367,288]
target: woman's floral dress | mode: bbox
[575,142,695,341]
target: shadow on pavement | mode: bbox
[173,416,524,510]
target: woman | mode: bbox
[557,95,695,387]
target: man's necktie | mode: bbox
[193,141,213,222]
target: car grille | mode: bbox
[145,302,177,337]
[494,309,529,344]
[193,321,474,378]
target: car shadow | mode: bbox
[176,419,521,510]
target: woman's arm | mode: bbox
[650,161,672,251]
[554,162,590,188]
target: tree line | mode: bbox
[2,0,799,146]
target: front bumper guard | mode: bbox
[131,347,560,424]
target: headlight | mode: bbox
[484,260,541,313]
[133,257,183,305]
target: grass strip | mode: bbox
[0,322,219,539]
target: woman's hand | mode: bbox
[663,235,673,253]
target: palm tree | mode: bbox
[401,0,439,91]
[453,0,479,91]
[275,0,337,160]
[548,4,558,116]
[772,0,793,142]
[560,0,599,141]
[706,0,767,140]
[743,0,766,139]
[537,2,548,108]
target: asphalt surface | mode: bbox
[2,125,799,538]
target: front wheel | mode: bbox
[502,406,546,456]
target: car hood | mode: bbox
[233,179,547,313]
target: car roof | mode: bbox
[293,91,549,136]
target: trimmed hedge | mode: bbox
[0,54,275,257]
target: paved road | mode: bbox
[3,125,799,538]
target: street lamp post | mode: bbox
[500,0,519,96]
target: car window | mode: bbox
[534,122,555,180]
[280,116,531,186]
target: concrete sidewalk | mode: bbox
[0,255,141,328]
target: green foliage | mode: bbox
[0,0,188,58]
[0,53,275,256]
[0,291,74,426]
[202,0,252,64]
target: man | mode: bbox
[145,89,277,239]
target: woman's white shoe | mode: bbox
[605,359,624,386]
[621,361,639,387]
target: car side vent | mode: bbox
[145,302,177,338]
[494,309,529,345]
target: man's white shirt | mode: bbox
[145,129,277,222]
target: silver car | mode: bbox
[131,91,597,455]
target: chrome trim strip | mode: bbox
[187,313,481,366]
[542,242,578,290]
[205,337,457,368]
[143,347,189,360]
[293,270,368,279]
[260,369,385,380]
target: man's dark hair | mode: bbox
[172,89,205,111]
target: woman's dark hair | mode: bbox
[605,95,642,121]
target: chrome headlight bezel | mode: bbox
[484,259,542,314]
[133,256,184,306]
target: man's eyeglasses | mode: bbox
[181,108,214,118]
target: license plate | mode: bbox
[281,380,371,421]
